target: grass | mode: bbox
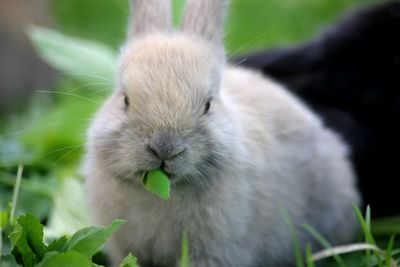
[304,224,346,267]
[308,207,400,267]
[2,168,399,266]
[278,202,399,267]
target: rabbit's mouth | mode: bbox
[160,160,177,175]
[132,161,186,183]
[159,163,184,184]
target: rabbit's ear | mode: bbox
[180,0,228,46]
[128,0,172,37]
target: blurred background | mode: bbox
[0,0,379,113]
[1,0,397,261]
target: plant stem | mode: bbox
[9,163,23,224]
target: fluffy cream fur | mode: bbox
[83,1,359,266]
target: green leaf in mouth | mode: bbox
[141,169,170,200]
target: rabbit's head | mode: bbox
[87,0,238,188]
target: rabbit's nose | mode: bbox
[148,130,185,160]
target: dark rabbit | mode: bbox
[236,2,400,217]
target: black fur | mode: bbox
[235,2,400,217]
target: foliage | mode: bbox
[49,0,129,49]
[301,207,400,267]
[0,168,132,267]
[118,254,137,267]
[30,27,117,85]
[1,210,129,267]
[48,0,379,52]
[142,169,171,200]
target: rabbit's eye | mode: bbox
[204,100,211,114]
[124,95,130,107]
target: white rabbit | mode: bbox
[83,0,360,266]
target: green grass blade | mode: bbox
[280,207,304,267]
[0,208,2,258]
[172,0,186,27]
[385,236,395,267]
[366,206,384,267]
[354,205,383,266]
[303,224,346,267]
[355,205,371,267]
[180,230,190,267]
[354,205,375,244]
[366,206,372,267]
[354,205,377,245]
[305,244,315,267]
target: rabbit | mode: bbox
[83,0,360,266]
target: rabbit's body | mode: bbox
[84,1,359,266]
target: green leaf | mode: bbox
[0,253,20,267]
[0,209,15,259]
[8,222,22,250]
[8,214,47,267]
[65,220,124,258]
[35,251,97,267]
[28,26,117,85]
[0,203,11,228]
[118,253,138,267]
[142,169,170,200]
[47,235,69,253]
